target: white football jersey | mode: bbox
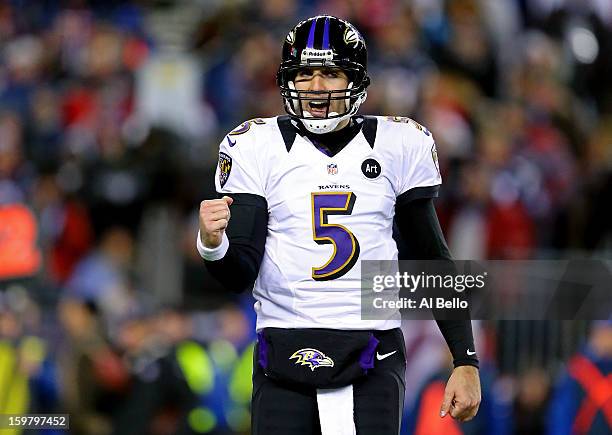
[214,115,441,330]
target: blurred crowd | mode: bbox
[0,0,611,434]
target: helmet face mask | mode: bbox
[277,16,371,134]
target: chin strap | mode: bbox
[301,116,343,133]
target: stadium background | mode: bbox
[0,0,610,434]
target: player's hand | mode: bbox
[440,365,481,422]
[199,196,233,248]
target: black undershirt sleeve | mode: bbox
[204,193,268,293]
[394,196,479,369]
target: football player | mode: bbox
[198,15,481,435]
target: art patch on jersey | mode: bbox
[327,163,338,175]
[431,142,441,175]
[290,348,334,371]
[361,158,382,179]
[218,152,232,188]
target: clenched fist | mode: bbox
[199,196,233,248]
[440,365,481,422]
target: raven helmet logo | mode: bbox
[286,29,296,44]
[218,152,232,188]
[343,27,360,48]
[290,348,334,371]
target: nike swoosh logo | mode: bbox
[467,349,477,356]
[226,136,236,147]
[376,350,397,361]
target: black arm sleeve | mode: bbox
[204,193,268,293]
[394,196,479,368]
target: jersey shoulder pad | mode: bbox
[227,117,270,135]
[223,117,277,150]
[378,115,432,137]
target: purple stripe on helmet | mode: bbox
[322,17,330,49]
[306,19,317,48]
[359,334,380,372]
[257,331,269,369]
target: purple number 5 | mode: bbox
[311,192,360,281]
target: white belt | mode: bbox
[316,385,356,435]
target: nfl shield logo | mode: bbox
[327,163,338,175]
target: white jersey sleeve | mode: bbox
[214,120,266,197]
[395,119,442,203]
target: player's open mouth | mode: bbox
[308,101,330,117]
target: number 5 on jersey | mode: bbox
[311,192,360,281]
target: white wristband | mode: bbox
[196,230,229,261]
